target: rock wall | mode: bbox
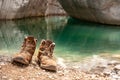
[0,0,66,19]
[58,0,120,25]
[45,0,66,16]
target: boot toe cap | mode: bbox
[41,64,57,71]
[12,56,29,65]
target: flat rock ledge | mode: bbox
[0,55,120,80]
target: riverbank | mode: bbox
[0,54,120,80]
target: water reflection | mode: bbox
[0,16,120,62]
[0,16,68,55]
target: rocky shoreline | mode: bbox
[0,54,120,80]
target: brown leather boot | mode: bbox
[12,36,37,65]
[37,39,57,71]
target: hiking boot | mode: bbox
[37,39,57,71]
[12,36,37,65]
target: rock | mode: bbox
[90,74,97,79]
[45,0,66,16]
[2,76,8,79]
[111,75,120,80]
[37,72,41,75]
[58,0,120,25]
[117,71,120,76]
[103,68,111,76]
[48,75,54,79]
[58,71,65,76]
[19,76,25,80]
[111,54,120,59]
[0,62,6,66]
[108,60,120,66]
[0,0,66,19]
[114,64,120,70]
[0,55,12,63]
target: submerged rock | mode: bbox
[58,0,120,25]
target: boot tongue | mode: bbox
[25,36,37,46]
[45,40,53,47]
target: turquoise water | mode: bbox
[0,16,120,62]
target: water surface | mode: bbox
[0,16,120,62]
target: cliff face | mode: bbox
[0,0,66,19]
[45,0,66,16]
[58,0,120,25]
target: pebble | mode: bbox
[0,62,5,66]
[35,67,40,70]
[117,71,120,76]
[42,70,46,72]
[19,76,25,79]
[37,72,41,75]
[111,75,120,79]
[20,69,24,72]
[103,69,111,76]
[114,64,120,70]
[75,76,80,79]
[48,75,55,79]
[2,76,8,79]
[108,60,119,64]
[0,66,2,69]
[90,74,96,79]
[58,71,64,76]
[30,78,35,80]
